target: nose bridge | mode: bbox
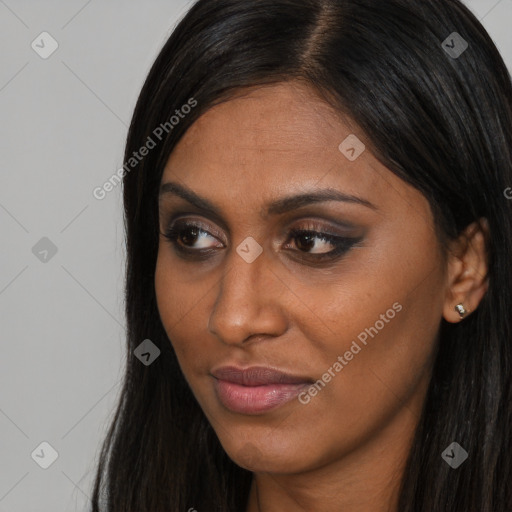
[207,244,287,344]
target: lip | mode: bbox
[211,365,313,415]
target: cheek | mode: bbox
[154,247,216,372]
[290,231,444,412]
[318,314,437,466]
[279,293,440,467]
[155,250,193,356]
[155,250,181,330]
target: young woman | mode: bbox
[91,0,512,510]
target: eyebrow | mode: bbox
[159,181,378,218]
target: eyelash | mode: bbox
[162,220,362,262]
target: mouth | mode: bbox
[211,365,314,415]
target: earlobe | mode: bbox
[442,219,489,323]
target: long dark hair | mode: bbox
[91,0,512,510]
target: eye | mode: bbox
[163,220,222,254]
[162,219,363,262]
[283,226,362,261]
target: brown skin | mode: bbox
[154,81,488,512]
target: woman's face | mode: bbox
[155,81,448,474]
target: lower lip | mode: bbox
[213,379,310,414]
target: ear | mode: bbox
[443,218,489,323]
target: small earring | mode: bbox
[455,303,467,318]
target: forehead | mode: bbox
[168,82,355,169]
[161,81,428,222]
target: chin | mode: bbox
[222,435,313,474]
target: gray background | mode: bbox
[0,0,510,510]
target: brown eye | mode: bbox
[178,226,202,246]
[284,227,363,261]
[293,231,335,254]
[163,221,223,252]
[162,218,363,263]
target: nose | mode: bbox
[207,243,288,346]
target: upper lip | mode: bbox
[211,365,313,386]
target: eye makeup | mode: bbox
[160,214,364,264]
